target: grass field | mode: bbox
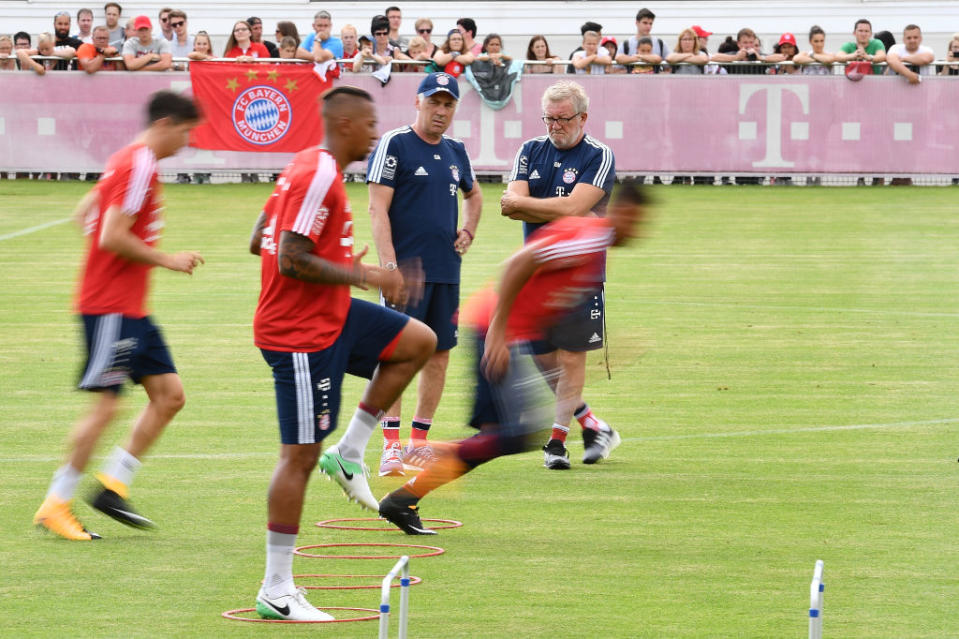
[1,180,958,638]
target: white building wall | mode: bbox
[3,1,958,57]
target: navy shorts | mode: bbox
[261,298,409,445]
[468,334,554,442]
[385,282,458,351]
[530,285,605,355]
[78,314,177,394]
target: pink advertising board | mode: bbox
[0,70,954,174]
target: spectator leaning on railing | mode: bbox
[104,2,124,45]
[525,35,560,74]
[413,18,437,59]
[188,30,213,61]
[602,37,628,73]
[573,30,612,75]
[300,10,343,63]
[568,21,602,73]
[123,15,171,71]
[54,11,84,70]
[667,27,708,74]
[167,10,193,69]
[477,33,511,67]
[77,25,122,73]
[617,8,669,73]
[432,28,472,77]
[278,36,298,59]
[19,32,74,75]
[0,35,16,70]
[158,7,173,41]
[340,24,360,70]
[836,19,886,75]
[769,33,800,74]
[886,24,934,84]
[402,35,432,72]
[711,28,769,75]
[224,20,269,61]
[793,25,835,75]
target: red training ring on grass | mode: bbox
[315,517,463,531]
[221,606,379,623]
[294,542,446,559]
[293,573,423,590]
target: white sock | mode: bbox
[100,446,141,487]
[335,406,380,463]
[46,464,82,501]
[262,530,297,597]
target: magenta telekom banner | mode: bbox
[0,70,955,174]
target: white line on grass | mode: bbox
[2,418,956,462]
[0,217,72,242]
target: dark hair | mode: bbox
[875,30,895,51]
[275,21,300,47]
[385,6,401,15]
[581,21,602,35]
[371,14,389,34]
[526,34,552,60]
[13,31,31,45]
[903,24,921,33]
[808,25,825,41]
[168,9,185,20]
[613,178,648,207]
[717,36,738,54]
[246,16,261,26]
[854,19,872,31]
[104,2,121,13]
[147,90,199,125]
[636,8,655,22]
[481,32,501,53]
[321,86,374,119]
[456,18,476,38]
[637,36,653,48]
[77,8,94,19]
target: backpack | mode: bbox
[622,36,665,73]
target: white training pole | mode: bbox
[379,555,411,639]
[809,559,825,639]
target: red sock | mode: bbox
[411,417,431,444]
[382,417,400,444]
[576,408,601,432]
[550,423,570,443]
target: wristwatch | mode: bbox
[383,261,397,271]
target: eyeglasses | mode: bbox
[373,31,388,36]
[234,26,250,32]
[541,113,582,126]
[418,28,432,34]
[160,16,169,22]
[170,21,184,27]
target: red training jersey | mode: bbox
[225,42,270,59]
[76,143,163,318]
[462,216,613,342]
[253,147,354,352]
[76,43,121,70]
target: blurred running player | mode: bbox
[379,180,648,535]
[33,91,203,541]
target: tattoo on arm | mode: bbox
[278,231,357,285]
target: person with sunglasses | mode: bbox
[412,17,437,59]
[158,7,173,41]
[166,9,193,69]
[501,80,620,470]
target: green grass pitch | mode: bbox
[1,180,957,638]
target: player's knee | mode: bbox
[157,388,186,416]
[407,319,438,359]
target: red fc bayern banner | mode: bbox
[189,61,333,152]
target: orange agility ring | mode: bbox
[315,517,463,531]
[221,606,379,623]
[294,542,445,559]
[293,573,423,590]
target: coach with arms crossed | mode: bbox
[501,80,620,470]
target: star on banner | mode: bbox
[245,68,259,82]
[285,79,299,93]
[266,69,280,82]
[225,77,240,93]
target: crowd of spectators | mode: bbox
[4,5,958,79]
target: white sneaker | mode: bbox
[318,444,378,511]
[379,441,405,477]
[582,425,621,464]
[256,587,334,621]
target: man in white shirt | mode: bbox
[166,9,193,69]
[886,24,934,84]
[74,8,94,43]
